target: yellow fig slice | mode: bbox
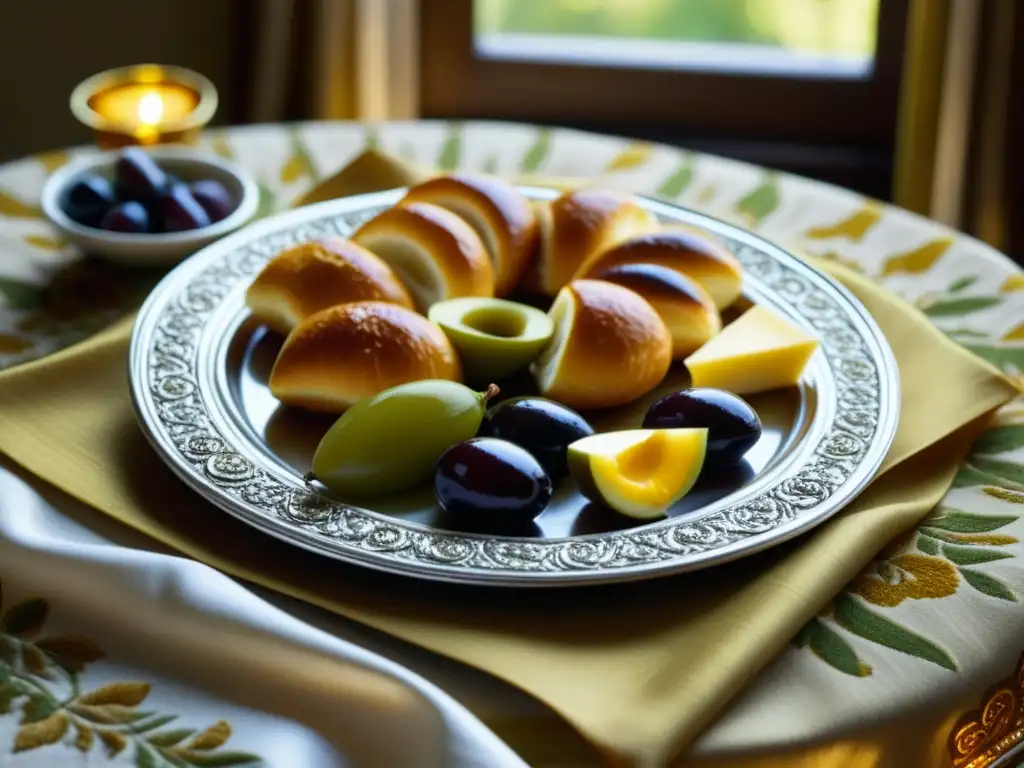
[567,428,707,519]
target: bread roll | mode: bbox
[270,302,461,412]
[594,263,721,358]
[531,279,671,410]
[523,189,658,297]
[245,239,414,335]
[352,202,494,311]
[401,173,538,297]
[576,228,742,309]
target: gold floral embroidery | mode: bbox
[812,250,868,275]
[949,652,1024,768]
[0,580,261,765]
[0,190,41,218]
[850,553,960,607]
[798,414,1024,677]
[605,142,653,171]
[36,150,70,173]
[880,237,953,276]
[798,496,1019,675]
[804,202,883,241]
[1000,275,1024,293]
[22,235,64,251]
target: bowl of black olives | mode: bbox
[40,146,260,266]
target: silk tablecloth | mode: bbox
[0,121,1022,767]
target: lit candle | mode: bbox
[71,64,217,148]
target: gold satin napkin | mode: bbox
[0,152,1019,767]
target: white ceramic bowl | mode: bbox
[41,146,260,267]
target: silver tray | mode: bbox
[129,188,900,587]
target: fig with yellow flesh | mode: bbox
[567,428,707,519]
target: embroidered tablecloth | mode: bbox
[0,120,1022,767]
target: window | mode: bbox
[420,0,910,195]
[475,0,880,79]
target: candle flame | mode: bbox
[137,92,164,126]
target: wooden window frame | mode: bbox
[419,0,910,145]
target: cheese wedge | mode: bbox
[684,305,819,394]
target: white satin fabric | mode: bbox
[0,464,526,768]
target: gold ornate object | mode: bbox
[70,64,218,148]
[950,652,1024,767]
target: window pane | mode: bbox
[474,0,880,78]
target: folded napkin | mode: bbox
[0,470,526,768]
[0,151,1018,767]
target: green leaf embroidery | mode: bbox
[135,742,163,768]
[941,544,1014,565]
[132,713,180,733]
[965,345,1024,371]
[916,532,940,554]
[520,129,551,173]
[20,693,58,723]
[792,622,814,647]
[953,463,1016,488]
[180,750,262,766]
[0,684,15,714]
[833,594,957,670]
[806,618,871,676]
[0,278,45,311]
[68,704,154,724]
[0,642,13,668]
[926,510,1018,533]
[437,123,461,170]
[255,184,276,221]
[10,679,35,697]
[959,568,1017,601]
[147,728,196,747]
[1,599,49,637]
[948,275,979,292]
[655,156,694,198]
[970,457,1024,486]
[736,174,780,225]
[972,426,1024,455]
[944,328,990,340]
[363,125,379,150]
[919,527,978,544]
[481,154,498,175]
[923,296,1002,317]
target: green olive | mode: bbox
[428,297,554,384]
[308,379,497,498]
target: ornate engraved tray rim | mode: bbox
[129,188,900,587]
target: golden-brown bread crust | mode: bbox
[524,189,658,297]
[245,239,414,335]
[593,263,722,358]
[401,173,538,297]
[575,228,742,309]
[352,201,494,310]
[269,301,461,412]
[534,279,671,410]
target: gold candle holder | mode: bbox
[70,64,218,149]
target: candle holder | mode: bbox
[70,64,218,149]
